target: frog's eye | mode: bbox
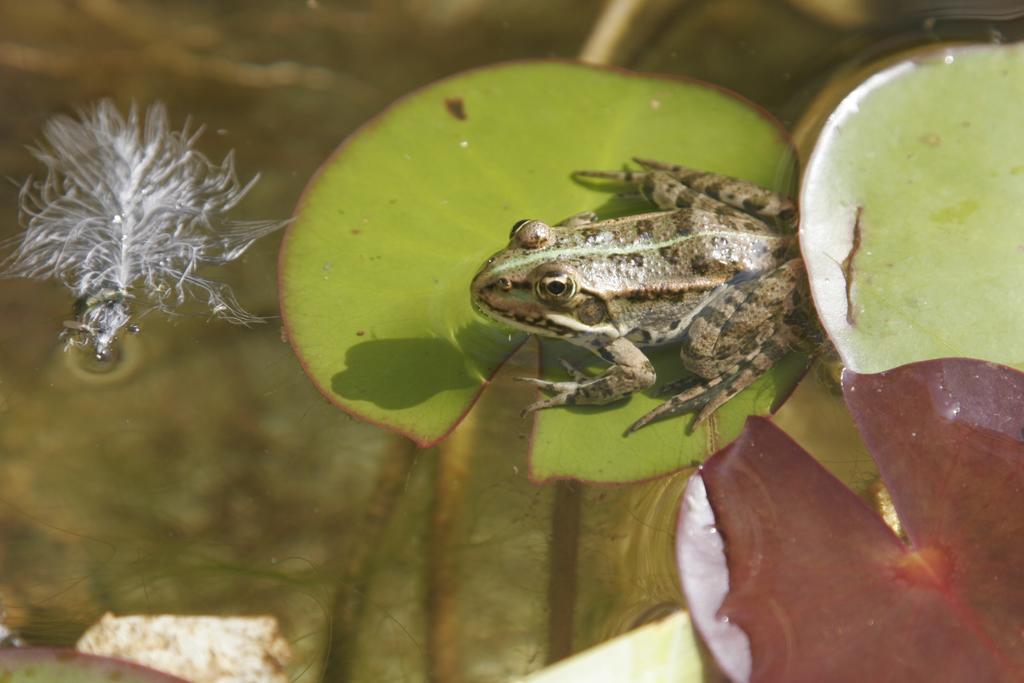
[536,272,576,301]
[511,220,552,249]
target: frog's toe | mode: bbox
[628,359,770,433]
[557,358,590,382]
[521,392,575,417]
[656,375,702,396]
[517,377,581,417]
[572,168,646,184]
[626,386,710,434]
[626,377,735,433]
[692,391,734,426]
[632,158,694,174]
[516,376,576,392]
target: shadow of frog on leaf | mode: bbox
[331,320,524,410]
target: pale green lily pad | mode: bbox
[516,611,704,683]
[801,43,1024,373]
[281,60,802,482]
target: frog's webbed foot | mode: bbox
[570,168,645,198]
[626,374,734,435]
[515,369,609,416]
[625,339,789,434]
[518,339,656,417]
[517,376,581,415]
[517,358,593,414]
[573,167,646,183]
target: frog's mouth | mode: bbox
[477,296,615,344]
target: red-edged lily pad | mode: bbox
[678,358,1024,682]
[0,649,188,682]
[280,60,805,483]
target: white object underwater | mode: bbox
[0,100,283,360]
[77,613,291,683]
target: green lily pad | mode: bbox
[801,43,1024,373]
[280,60,803,482]
[0,649,188,682]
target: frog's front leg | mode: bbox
[518,337,655,415]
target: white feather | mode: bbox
[1,100,283,358]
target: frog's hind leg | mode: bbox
[576,167,742,215]
[625,337,790,434]
[626,260,803,434]
[575,163,793,232]
[633,159,795,223]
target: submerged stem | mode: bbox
[545,481,582,664]
[578,0,649,65]
[321,438,418,681]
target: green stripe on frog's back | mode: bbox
[485,208,787,278]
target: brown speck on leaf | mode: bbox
[444,97,467,120]
[1016,244,1024,252]
[356,330,365,336]
[843,206,864,326]
[351,229,362,235]
[650,98,661,109]
[920,132,941,147]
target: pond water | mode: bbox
[0,1,1019,681]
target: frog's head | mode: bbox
[470,219,612,340]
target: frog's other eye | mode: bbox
[495,277,512,291]
[509,219,531,238]
[511,219,552,249]
[536,272,576,300]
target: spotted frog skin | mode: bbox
[470,159,811,433]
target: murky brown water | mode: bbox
[0,1,1018,680]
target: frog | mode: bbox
[470,158,813,434]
